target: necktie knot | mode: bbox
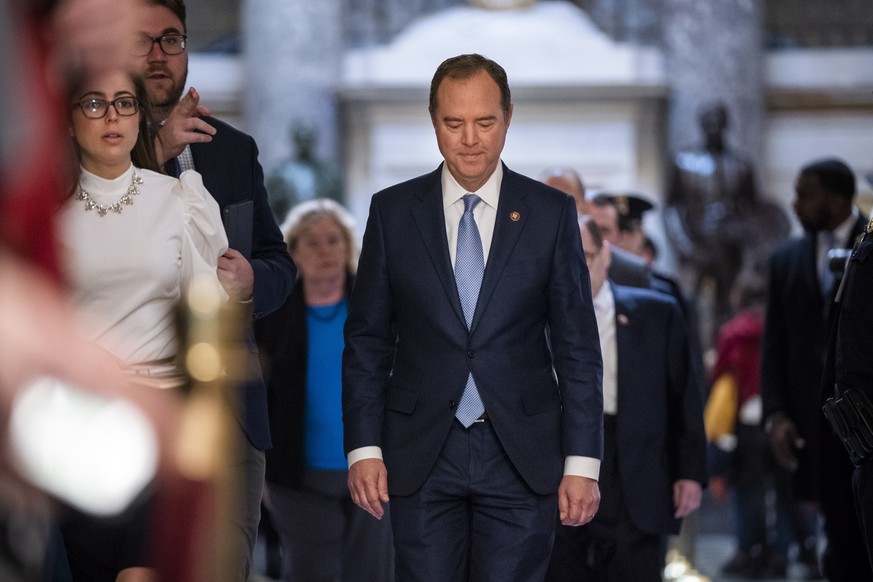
[463,193,481,214]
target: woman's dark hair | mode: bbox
[129,75,160,172]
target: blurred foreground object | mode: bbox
[9,376,158,516]
[152,274,247,582]
[663,549,711,582]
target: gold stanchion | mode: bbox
[664,548,712,582]
[171,275,247,582]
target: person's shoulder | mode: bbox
[771,233,808,261]
[373,167,441,201]
[613,281,679,311]
[506,167,565,199]
[138,167,177,191]
[201,115,244,135]
[608,247,650,288]
[200,115,254,146]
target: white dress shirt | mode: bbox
[593,282,618,415]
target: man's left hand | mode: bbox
[557,475,600,526]
[673,479,702,518]
[217,249,254,302]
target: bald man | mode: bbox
[539,167,650,289]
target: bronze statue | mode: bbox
[664,102,789,338]
[266,122,343,223]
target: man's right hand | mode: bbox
[767,412,804,472]
[348,458,389,519]
[155,87,215,165]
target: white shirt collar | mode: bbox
[441,162,503,211]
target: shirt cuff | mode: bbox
[347,446,383,469]
[564,455,600,481]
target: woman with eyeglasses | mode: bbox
[56,68,227,582]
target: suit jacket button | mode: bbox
[467,350,476,358]
[450,400,456,409]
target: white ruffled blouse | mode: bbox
[59,164,228,365]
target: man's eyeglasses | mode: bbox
[74,97,140,119]
[131,34,187,56]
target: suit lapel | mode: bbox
[472,167,530,331]
[411,169,467,328]
[612,286,636,413]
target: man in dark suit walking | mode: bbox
[546,216,707,581]
[538,167,651,289]
[761,158,870,580]
[135,1,296,578]
[343,54,604,581]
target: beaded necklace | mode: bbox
[76,171,143,217]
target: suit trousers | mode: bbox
[390,420,556,582]
[264,472,395,582]
[546,414,664,582]
[223,422,266,582]
[820,423,872,581]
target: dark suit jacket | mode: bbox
[834,226,873,410]
[190,116,297,450]
[608,246,650,288]
[609,283,707,535]
[761,215,866,499]
[343,164,603,496]
[255,275,354,488]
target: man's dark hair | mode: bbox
[802,158,856,199]
[428,54,511,119]
[589,193,616,209]
[147,0,187,32]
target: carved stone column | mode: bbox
[241,0,343,173]
[662,0,764,165]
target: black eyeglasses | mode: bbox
[131,34,187,56]
[74,97,140,119]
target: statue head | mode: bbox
[698,102,729,150]
[292,122,317,160]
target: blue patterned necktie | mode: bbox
[454,194,486,427]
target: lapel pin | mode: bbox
[617,314,629,326]
[510,211,520,221]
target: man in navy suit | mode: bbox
[761,158,870,580]
[136,1,296,578]
[343,54,604,581]
[546,216,706,581]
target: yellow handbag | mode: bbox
[704,373,738,442]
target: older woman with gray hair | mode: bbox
[254,198,393,582]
